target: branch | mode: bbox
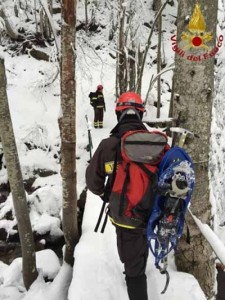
[135,0,170,91]
[39,0,60,57]
[144,64,175,104]
[0,8,19,40]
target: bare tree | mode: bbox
[135,0,170,93]
[116,0,145,96]
[59,0,79,266]
[172,1,218,297]
[116,0,171,97]
[0,57,38,290]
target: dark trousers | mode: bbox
[115,227,149,300]
[94,107,104,128]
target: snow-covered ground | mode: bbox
[0,0,224,299]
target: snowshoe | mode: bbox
[147,146,195,293]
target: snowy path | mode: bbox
[69,194,207,300]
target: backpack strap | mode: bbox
[136,162,158,197]
[136,162,158,182]
[125,140,167,146]
[110,141,120,186]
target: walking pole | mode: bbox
[85,115,93,161]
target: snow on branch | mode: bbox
[39,0,60,56]
[0,8,18,40]
[144,64,175,104]
[189,208,225,266]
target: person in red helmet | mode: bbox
[89,84,106,128]
[86,92,169,300]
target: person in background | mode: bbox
[89,84,106,128]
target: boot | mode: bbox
[125,274,148,300]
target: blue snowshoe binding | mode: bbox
[147,146,195,293]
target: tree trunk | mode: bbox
[153,0,161,11]
[128,48,136,91]
[156,0,162,118]
[84,0,88,33]
[0,58,38,290]
[173,1,218,298]
[118,0,126,95]
[59,0,79,266]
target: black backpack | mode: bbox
[89,92,96,107]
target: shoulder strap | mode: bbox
[136,162,157,180]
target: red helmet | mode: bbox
[116,92,145,112]
[97,84,103,90]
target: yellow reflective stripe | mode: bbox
[104,161,114,174]
[109,216,136,229]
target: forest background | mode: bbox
[0,0,225,299]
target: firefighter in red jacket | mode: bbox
[89,84,106,128]
[86,92,152,300]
